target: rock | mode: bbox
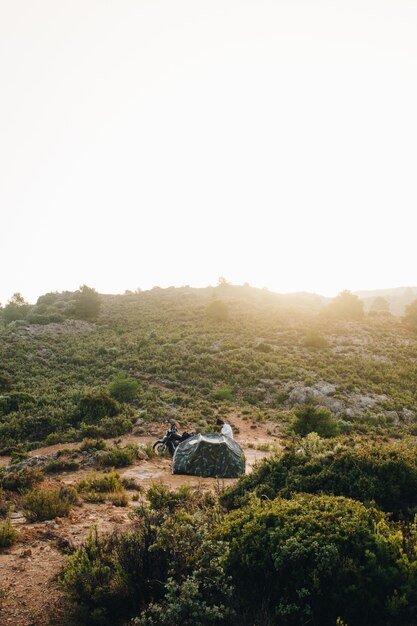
[385,411,400,425]
[320,397,345,413]
[314,381,337,395]
[19,548,32,558]
[136,449,148,461]
[402,408,416,423]
[357,396,377,408]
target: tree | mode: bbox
[403,298,417,331]
[2,293,31,323]
[73,285,101,321]
[369,296,390,315]
[322,290,364,320]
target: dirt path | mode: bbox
[0,416,281,626]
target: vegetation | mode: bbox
[0,519,19,549]
[23,484,77,521]
[292,403,340,437]
[60,482,417,626]
[2,284,417,624]
[1,285,417,451]
[220,438,417,517]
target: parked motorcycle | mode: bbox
[153,423,193,456]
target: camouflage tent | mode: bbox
[172,433,245,478]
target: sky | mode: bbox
[1,0,416,304]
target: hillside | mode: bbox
[1,285,417,452]
[2,286,417,626]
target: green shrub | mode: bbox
[44,459,79,473]
[23,485,77,521]
[292,404,340,438]
[80,438,107,452]
[219,493,417,626]
[1,467,43,491]
[108,375,139,402]
[9,450,30,464]
[78,391,119,424]
[96,445,138,469]
[206,300,229,321]
[108,491,128,507]
[77,472,124,494]
[221,439,417,518]
[0,519,19,549]
[255,342,273,353]
[0,372,12,391]
[147,484,193,513]
[0,489,8,518]
[303,330,329,349]
[61,486,224,625]
[60,528,124,624]
[213,385,234,402]
[0,391,35,415]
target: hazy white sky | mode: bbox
[1,0,416,304]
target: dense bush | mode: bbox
[23,485,77,521]
[221,439,417,517]
[77,392,119,424]
[292,404,340,438]
[61,486,228,625]
[1,466,43,491]
[108,375,139,402]
[219,493,417,626]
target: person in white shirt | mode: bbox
[216,418,234,439]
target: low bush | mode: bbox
[80,438,107,452]
[0,489,8,517]
[0,519,19,549]
[61,486,225,625]
[77,472,124,494]
[221,438,417,518]
[23,485,77,521]
[96,444,138,469]
[44,459,79,473]
[77,472,128,505]
[1,467,43,491]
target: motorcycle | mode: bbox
[153,423,193,456]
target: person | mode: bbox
[216,418,233,439]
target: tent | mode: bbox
[172,433,245,478]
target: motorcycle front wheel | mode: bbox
[153,441,167,455]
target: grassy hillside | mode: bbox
[1,285,417,452]
[3,285,417,626]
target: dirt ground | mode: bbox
[0,416,281,626]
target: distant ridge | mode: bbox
[353,286,417,316]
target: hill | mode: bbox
[354,285,417,315]
[1,284,417,452]
[2,285,417,625]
